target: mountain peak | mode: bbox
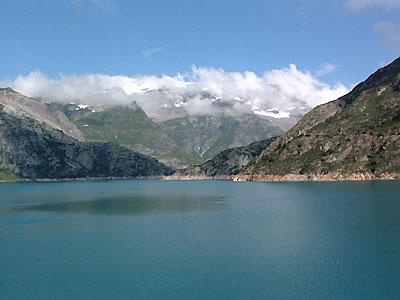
[233,58,400,181]
[338,56,400,108]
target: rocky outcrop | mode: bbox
[167,137,277,179]
[159,115,283,163]
[230,173,400,182]
[0,88,85,141]
[0,104,173,179]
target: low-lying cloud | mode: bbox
[1,65,349,120]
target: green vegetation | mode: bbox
[243,57,400,177]
[71,106,201,168]
[0,169,23,181]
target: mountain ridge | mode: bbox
[236,57,400,181]
[167,57,400,181]
[0,102,173,180]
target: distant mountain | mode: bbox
[56,102,293,168]
[235,57,400,181]
[57,103,197,168]
[0,88,84,141]
[0,96,173,180]
[159,115,282,162]
[169,137,277,179]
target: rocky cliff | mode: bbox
[0,103,173,180]
[167,137,277,179]
[0,88,84,141]
[237,57,400,180]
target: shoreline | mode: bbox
[2,173,399,183]
[164,172,400,182]
[0,175,165,184]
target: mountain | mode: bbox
[168,136,277,179]
[0,87,84,141]
[47,84,308,168]
[57,103,197,168]
[57,103,286,168]
[0,96,173,180]
[159,115,282,161]
[234,57,400,181]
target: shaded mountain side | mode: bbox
[0,88,85,141]
[159,115,283,161]
[60,104,199,168]
[238,57,400,180]
[62,103,285,168]
[0,104,173,180]
[169,137,277,178]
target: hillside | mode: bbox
[60,103,285,168]
[59,103,197,168]
[0,88,84,141]
[0,103,173,180]
[236,57,400,181]
[169,136,277,179]
[159,115,282,161]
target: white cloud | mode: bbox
[89,0,120,16]
[1,65,349,120]
[315,63,337,77]
[346,0,400,11]
[143,47,166,58]
[373,22,400,53]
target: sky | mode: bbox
[0,0,399,116]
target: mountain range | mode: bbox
[0,88,172,180]
[50,88,303,168]
[170,57,400,181]
[1,57,399,182]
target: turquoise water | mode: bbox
[1,180,400,299]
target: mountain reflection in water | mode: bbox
[11,194,227,216]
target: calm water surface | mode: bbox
[1,180,400,299]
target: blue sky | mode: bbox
[0,0,399,87]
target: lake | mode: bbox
[1,180,400,299]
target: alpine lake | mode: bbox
[1,179,400,299]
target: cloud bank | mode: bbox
[1,65,349,120]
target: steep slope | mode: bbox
[60,104,199,168]
[237,57,400,181]
[61,103,284,168]
[0,104,173,180]
[168,136,277,179]
[0,88,84,141]
[159,115,283,161]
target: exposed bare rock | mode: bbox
[167,137,277,178]
[0,88,85,141]
[0,103,173,179]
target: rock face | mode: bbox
[159,115,282,162]
[238,57,400,180]
[0,103,173,179]
[168,137,277,179]
[0,88,85,141]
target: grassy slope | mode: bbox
[72,107,200,167]
[245,80,400,176]
[0,169,23,181]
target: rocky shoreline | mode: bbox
[164,172,400,182]
[0,176,165,183]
